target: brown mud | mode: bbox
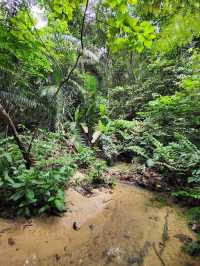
[0,170,199,266]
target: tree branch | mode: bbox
[55,0,90,95]
[0,102,35,169]
[27,0,90,154]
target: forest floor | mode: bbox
[0,163,199,266]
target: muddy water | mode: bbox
[0,184,199,266]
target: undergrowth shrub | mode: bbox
[172,187,200,202]
[74,142,96,168]
[187,207,200,224]
[0,128,114,217]
[64,121,97,168]
[140,50,200,144]
[145,134,200,175]
[183,240,200,257]
[0,133,76,217]
[88,160,114,187]
[88,160,106,184]
[0,163,74,217]
[98,119,145,163]
[141,134,200,201]
[97,116,200,201]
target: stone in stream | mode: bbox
[124,232,131,239]
[8,237,15,246]
[106,247,122,263]
[127,255,142,265]
[73,222,80,231]
[55,254,61,261]
[107,247,121,257]
[89,224,95,230]
[24,254,37,265]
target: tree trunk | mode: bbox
[0,103,35,169]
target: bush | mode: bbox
[183,241,200,256]
[74,143,96,168]
[145,134,200,175]
[98,119,145,163]
[187,207,200,224]
[141,134,200,201]
[0,163,74,217]
[0,134,76,217]
[88,160,114,186]
[172,187,200,202]
[140,51,200,144]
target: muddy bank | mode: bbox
[108,162,171,191]
[0,181,199,266]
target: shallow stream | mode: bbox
[0,182,199,266]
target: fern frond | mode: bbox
[0,90,40,109]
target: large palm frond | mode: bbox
[0,89,41,109]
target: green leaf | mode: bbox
[146,159,155,167]
[10,191,24,201]
[144,40,152,48]
[25,190,35,202]
[54,199,65,212]
[38,205,49,214]
[10,182,25,188]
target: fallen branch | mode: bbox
[152,242,166,266]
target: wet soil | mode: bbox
[0,179,199,265]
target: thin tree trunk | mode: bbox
[0,103,35,169]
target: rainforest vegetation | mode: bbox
[0,0,200,254]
